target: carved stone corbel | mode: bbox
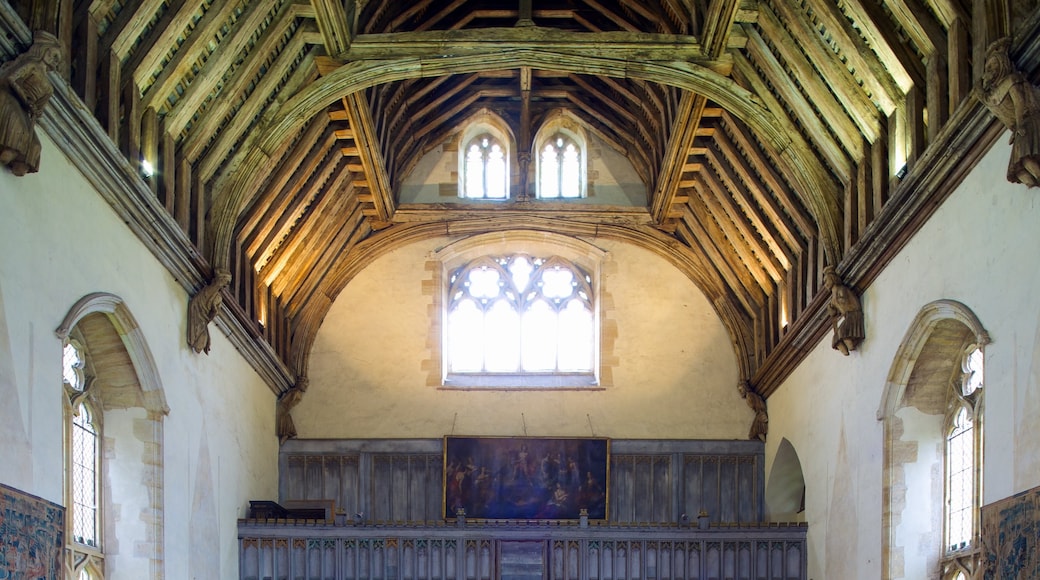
[822,266,865,356]
[738,380,768,442]
[0,30,63,176]
[979,37,1040,187]
[277,377,307,445]
[187,269,232,354]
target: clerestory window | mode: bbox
[538,134,583,199]
[462,134,509,199]
[444,254,596,387]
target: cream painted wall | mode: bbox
[0,134,279,579]
[764,137,1040,580]
[299,236,749,440]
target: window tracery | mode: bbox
[538,134,583,199]
[462,134,509,199]
[445,254,595,384]
[942,344,984,578]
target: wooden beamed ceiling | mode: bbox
[52,0,989,391]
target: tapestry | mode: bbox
[981,486,1040,580]
[0,482,65,580]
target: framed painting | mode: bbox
[443,436,609,521]
[0,482,65,580]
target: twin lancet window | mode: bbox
[460,129,585,200]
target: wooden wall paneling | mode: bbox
[634,456,653,521]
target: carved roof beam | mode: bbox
[754,6,881,145]
[757,4,882,134]
[120,0,201,92]
[247,126,339,263]
[711,122,805,254]
[168,4,316,140]
[742,24,862,167]
[262,154,353,288]
[409,75,482,122]
[565,75,645,137]
[338,28,722,69]
[698,161,784,284]
[681,197,767,305]
[284,203,371,318]
[580,0,642,31]
[564,94,652,185]
[343,91,395,223]
[196,39,318,184]
[98,0,167,61]
[922,0,969,28]
[703,142,794,271]
[766,0,895,116]
[450,10,522,30]
[700,0,741,58]
[138,0,264,111]
[180,5,316,161]
[409,92,486,143]
[881,0,948,56]
[796,0,905,114]
[312,0,354,59]
[838,0,927,92]
[650,91,706,225]
[618,0,667,31]
[238,114,333,254]
[271,171,363,298]
[413,0,469,33]
[718,111,816,239]
[733,52,852,185]
[383,0,435,33]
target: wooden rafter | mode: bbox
[343,92,395,223]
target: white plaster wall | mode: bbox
[764,136,1040,580]
[299,236,747,439]
[0,133,279,579]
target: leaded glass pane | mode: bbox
[63,343,84,391]
[946,406,974,551]
[72,403,98,547]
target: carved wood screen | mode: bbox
[280,440,763,525]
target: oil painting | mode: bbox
[443,436,609,520]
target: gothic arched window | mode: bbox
[63,340,105,578]
[942,345,983,578]
[445,254,595,384]
[462,134,509,199]
[538,134,583,199]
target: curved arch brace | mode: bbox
[876,299,990,421]
[288,221,756,383]
[208,50,840,273]
[56,292,171,415]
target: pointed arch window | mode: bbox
[63,340,105,577]
[537,132,586,199]
[942,345,983,576]
[445,254,596,386]
[462,134,509,199]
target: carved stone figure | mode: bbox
[979,37,1040,187]
[738,381,768,442]
[823,266,865,355]
[0,31,62,176]
[187,269,232,354]
[277,378,306,445]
